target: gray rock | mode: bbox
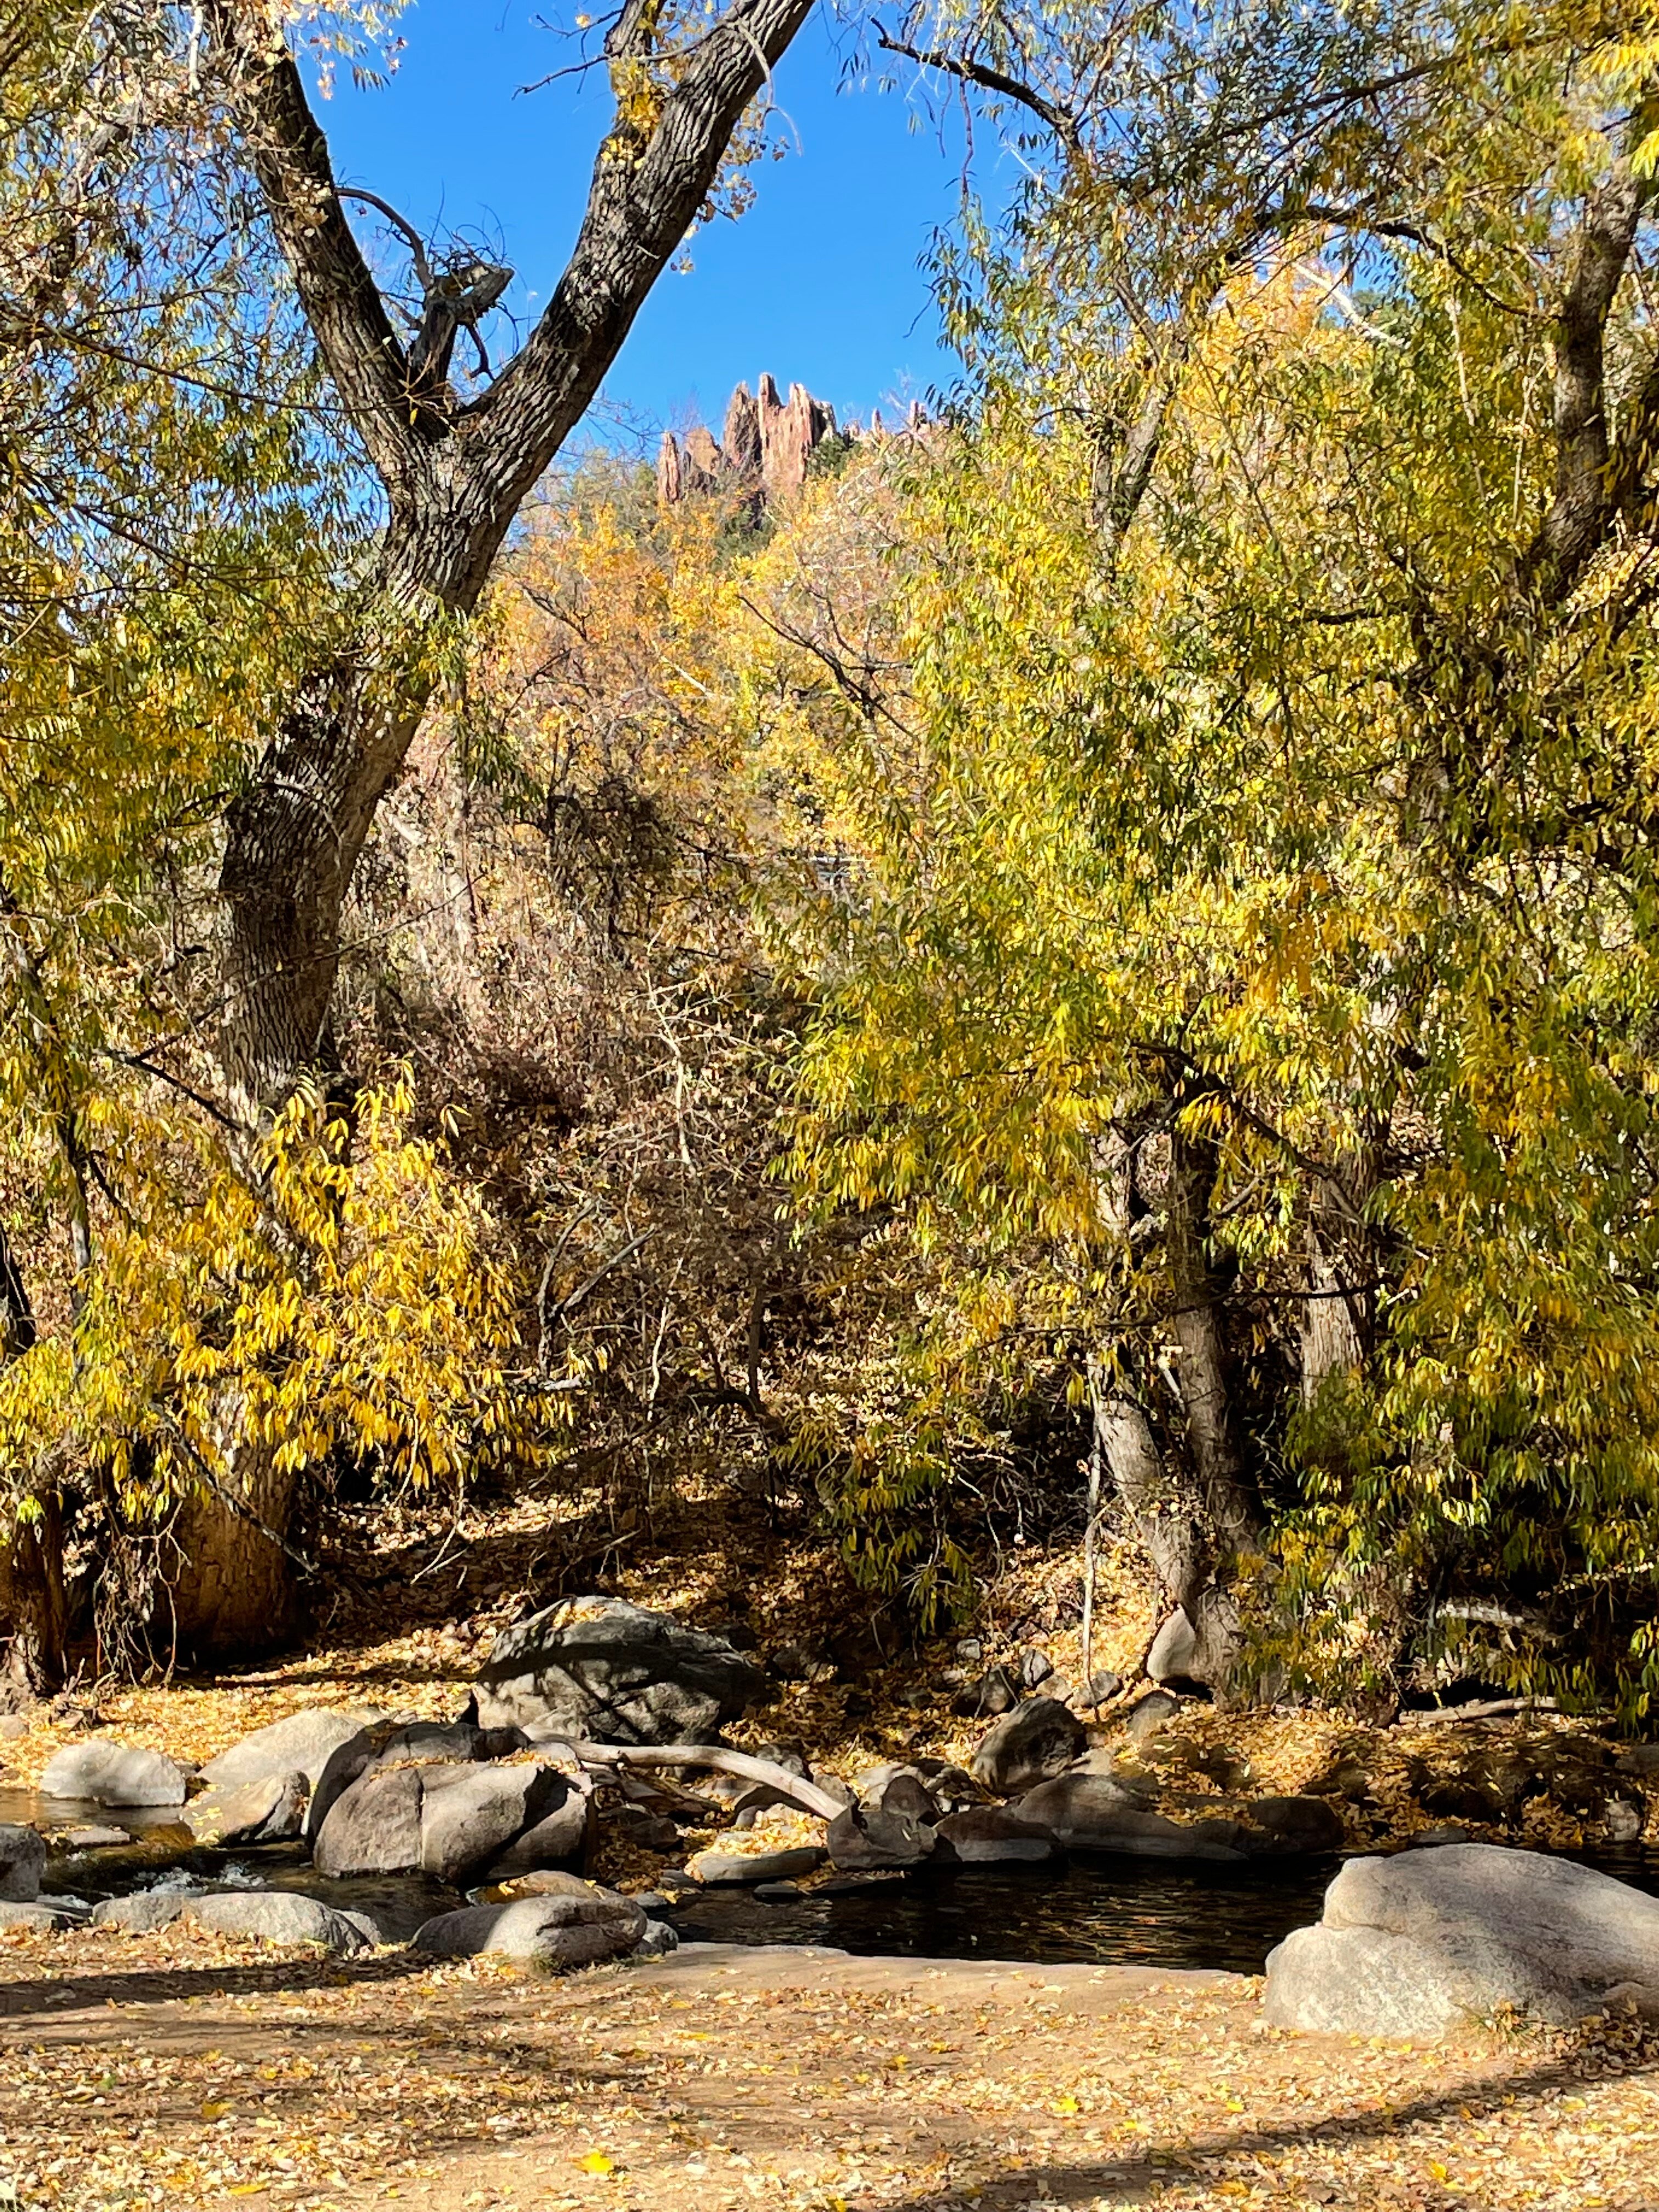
[412,1888,646,1971]
[1616,1744,1659,1778]
[303,1722,392,1842]
[470,1595,766,1742]
[635,1918,679,1956]
[1603,1797,1645,1845]
[861,1771,940,1825]
[60,1826,128,1849]
[419,1762,580,1884]
[687,1846,825,1886]
[313,1763,424,1876]
[1147,1607,1201,1685]
[1013,1771,1244,1859]
[494,1868,602,1902]
[1020,1650,1054,1690]
[315,1758,585,1884]
[0,1822,45,1902]
[1236,1796,1345,1857]
[1410,1822,1474,1848]
[92,1891,191,1932]
[41,1740,189,1808]
[185,1891,371,1955]
[1265,1843,1659,2035]
[953,1638,983,1664]
[0,1901,67,1932]
[827,1803,936,1870]
[1081,1669,1123,1707]
[198,1707,383,1794]
[481,1780,593,1881]
[184,1771,308,1848]
[934,1807,1058,1865]
[952,1665,1019,1719]
[1123,1689,1182,1742]
[970,1697,1087,1796]
[754,1881,802,1902]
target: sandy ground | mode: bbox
[1,1932,1657,2211]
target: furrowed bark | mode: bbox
[0,1220,65,1692]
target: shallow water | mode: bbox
[666,1844,1659,1976]
[664,1855,1341,1974]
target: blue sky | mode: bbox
[317,3,980,444]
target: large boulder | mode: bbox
[41,1740,189,1807]
[827,1802,936,1870]
[934,1807,1058,1866]
[313,1764,423,1876]
[302,1717,524,1842]
[1146,1607,1201,1685]
[0,1901,69,1932]
[411,1887,646,1971]
[970,1697,1087,1796]
[1013,1771,1243,1859]
[198,1707,383,1793]
[1265,1843,1659,2035]
[0,1824,45,1903]
[185,1891,371,1956]
[469,1596,766,1742]
[184,1772,308,1847]
[419,1763,584,1884]
[312,1758,586,1884]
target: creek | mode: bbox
[9,1779,1659,1974]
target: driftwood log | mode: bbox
[529,1737,845,1821]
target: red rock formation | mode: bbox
[657,374,839,511]
[656,430,683,505]
[684,425,723,491]
[723,382,762,476]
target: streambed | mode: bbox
[9,1776,1659,1976]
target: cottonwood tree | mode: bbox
[154,0,817,1646]
[786,0,1659,1706]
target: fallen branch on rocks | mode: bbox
[531,1737,844,1820]
[1400,1696,1562,1726]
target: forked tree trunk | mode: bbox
[1089,1097,1263,1691]
[173,0,814,1647]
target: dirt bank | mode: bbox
[1,1929,1655,2209]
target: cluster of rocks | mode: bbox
[655,374,928,515]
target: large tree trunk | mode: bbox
[1165,1115,1262,1565]
[0,1221,66,1692]
[167,1448,300,1657]
[175,0,814,1646]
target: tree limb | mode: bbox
[873,22,1079,151]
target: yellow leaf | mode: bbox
[201,2101,229,2120]
[578,2151,616,2176]
[1051,2095,1079,2115]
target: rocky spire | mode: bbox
[657,374,842,512]
[723,382,762,476]
[656,429,683,505]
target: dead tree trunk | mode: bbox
[175,0,814,1646]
